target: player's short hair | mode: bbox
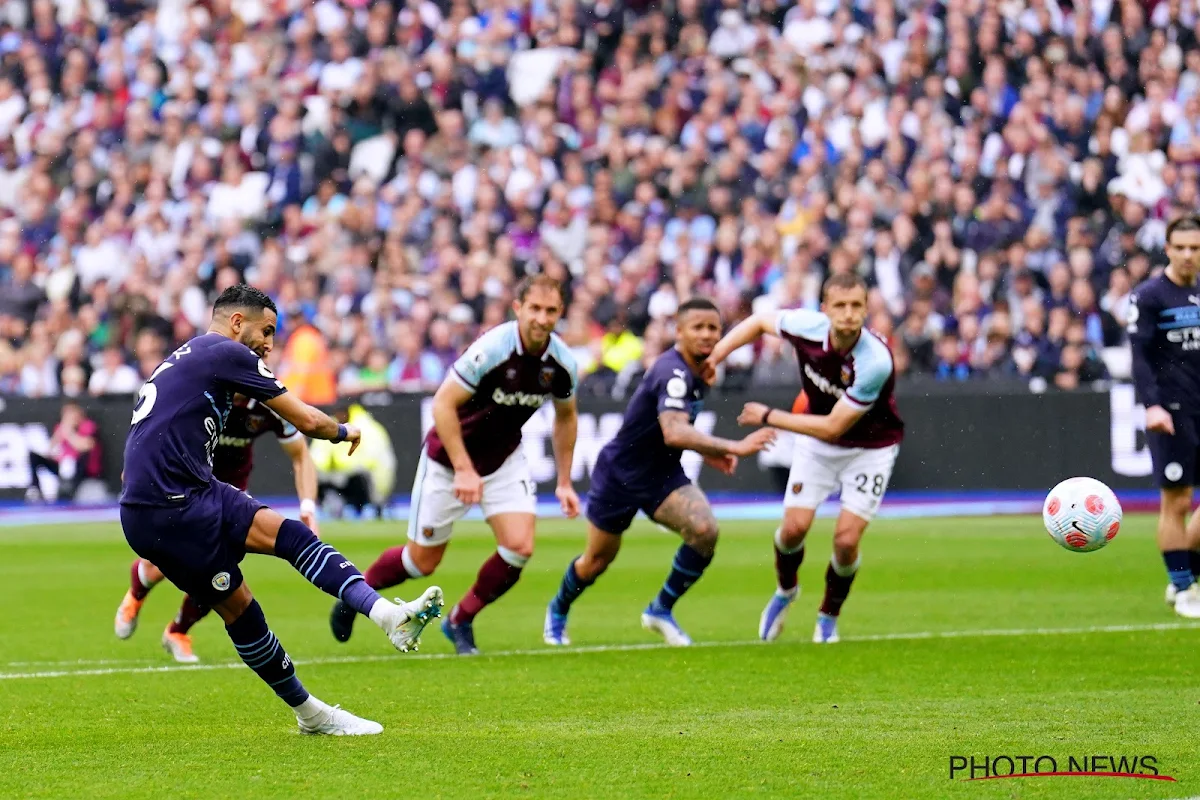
[1166,214,1200,243]
[213,285,278,317]
[515,273,565,305]
[822,272,868,299]
[676,296,720,317]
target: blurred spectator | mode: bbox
[26,401,100,503]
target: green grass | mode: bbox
[1,514,1198,800]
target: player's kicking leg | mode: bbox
[245,507,444,652]
[114,558,165,639]
[442,512,534,655]
[640,485,721,646]
[545,523,623,645]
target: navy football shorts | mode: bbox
[585,468,692,535]
[1148,413,1200,489]
[120,479,265,605]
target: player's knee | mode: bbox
[408,545,445,575]
[780,519,812,547]
[577,550,614,580]
[504,539,535,562]
[1162,489,1193,519]
[832,526,864,556]
[685,517,720,555]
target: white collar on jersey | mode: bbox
[515,327,552,361]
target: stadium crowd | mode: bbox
[0,0,1182,401]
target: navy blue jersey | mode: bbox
[1128,273,1200,412]
[594,348,706,490]
[120,333,288,506]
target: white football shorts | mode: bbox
[407,447,536,546]
[783,435,900,522]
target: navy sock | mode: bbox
[226,599,308,707]
[1190,550,1200,580]
[1164,550,1194,591]
[653,544,713,612]
[274,519,382,615]
[550,558,594,616]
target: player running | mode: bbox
[330,274,581,655]
[1128,215,1200,618]
[705,272,904,644]
[544,297,776,647]
[114,393,321,663]
[120,285,443,735]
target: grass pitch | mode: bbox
[1,513,1197,800]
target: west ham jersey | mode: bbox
[594,348,706,489]
[775,309,903,448]
[213,396,302,491]
[120,333,288,506]
[425,321,578,476]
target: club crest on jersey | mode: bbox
[539,366,556,389]
[840,364,853,385]
[791,482,803,494]
[212,572,231,591]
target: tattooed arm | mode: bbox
[659,411,776,458]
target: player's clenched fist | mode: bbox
[556,484,581,518]
[733,427,776,456]
[1146,405,1176,435]
[737,402,770,427]
[453,468,483,505]
[704,454,739,475]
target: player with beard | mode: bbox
[115,392,321,663]
[331,275,581,655]
[119,285,442,735]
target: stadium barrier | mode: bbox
[0,382,1155,502]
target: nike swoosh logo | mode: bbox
[1070,521,1087,534]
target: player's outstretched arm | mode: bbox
[431,376,483,504]
[280,436,320,534]
[265,393,361,454]
[738,400,864,443]
[660,410,776,458]
[706,312,776,373]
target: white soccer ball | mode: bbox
[1042,477,1122,553]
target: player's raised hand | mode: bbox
[342,424,362,455]
[1146,405,1176,435]
[453,468,483,505]
[738,402,770,427]
[556,484,581,518]
[704,453,739,475]
[733,427,777,457]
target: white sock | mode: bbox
[368,598,395,628]
[136,560,162,589]
[292,695,330,722]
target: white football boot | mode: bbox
[812,612,840,643]
[1174,583,1200,619]
[297,703,384,736]
[759,587,799,642]
[377,586,445,652]
[1166,582,1179,607]
[641,604,693,646]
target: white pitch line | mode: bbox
[1,620,1197,681]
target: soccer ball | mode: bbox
[1042,477,1122,553]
